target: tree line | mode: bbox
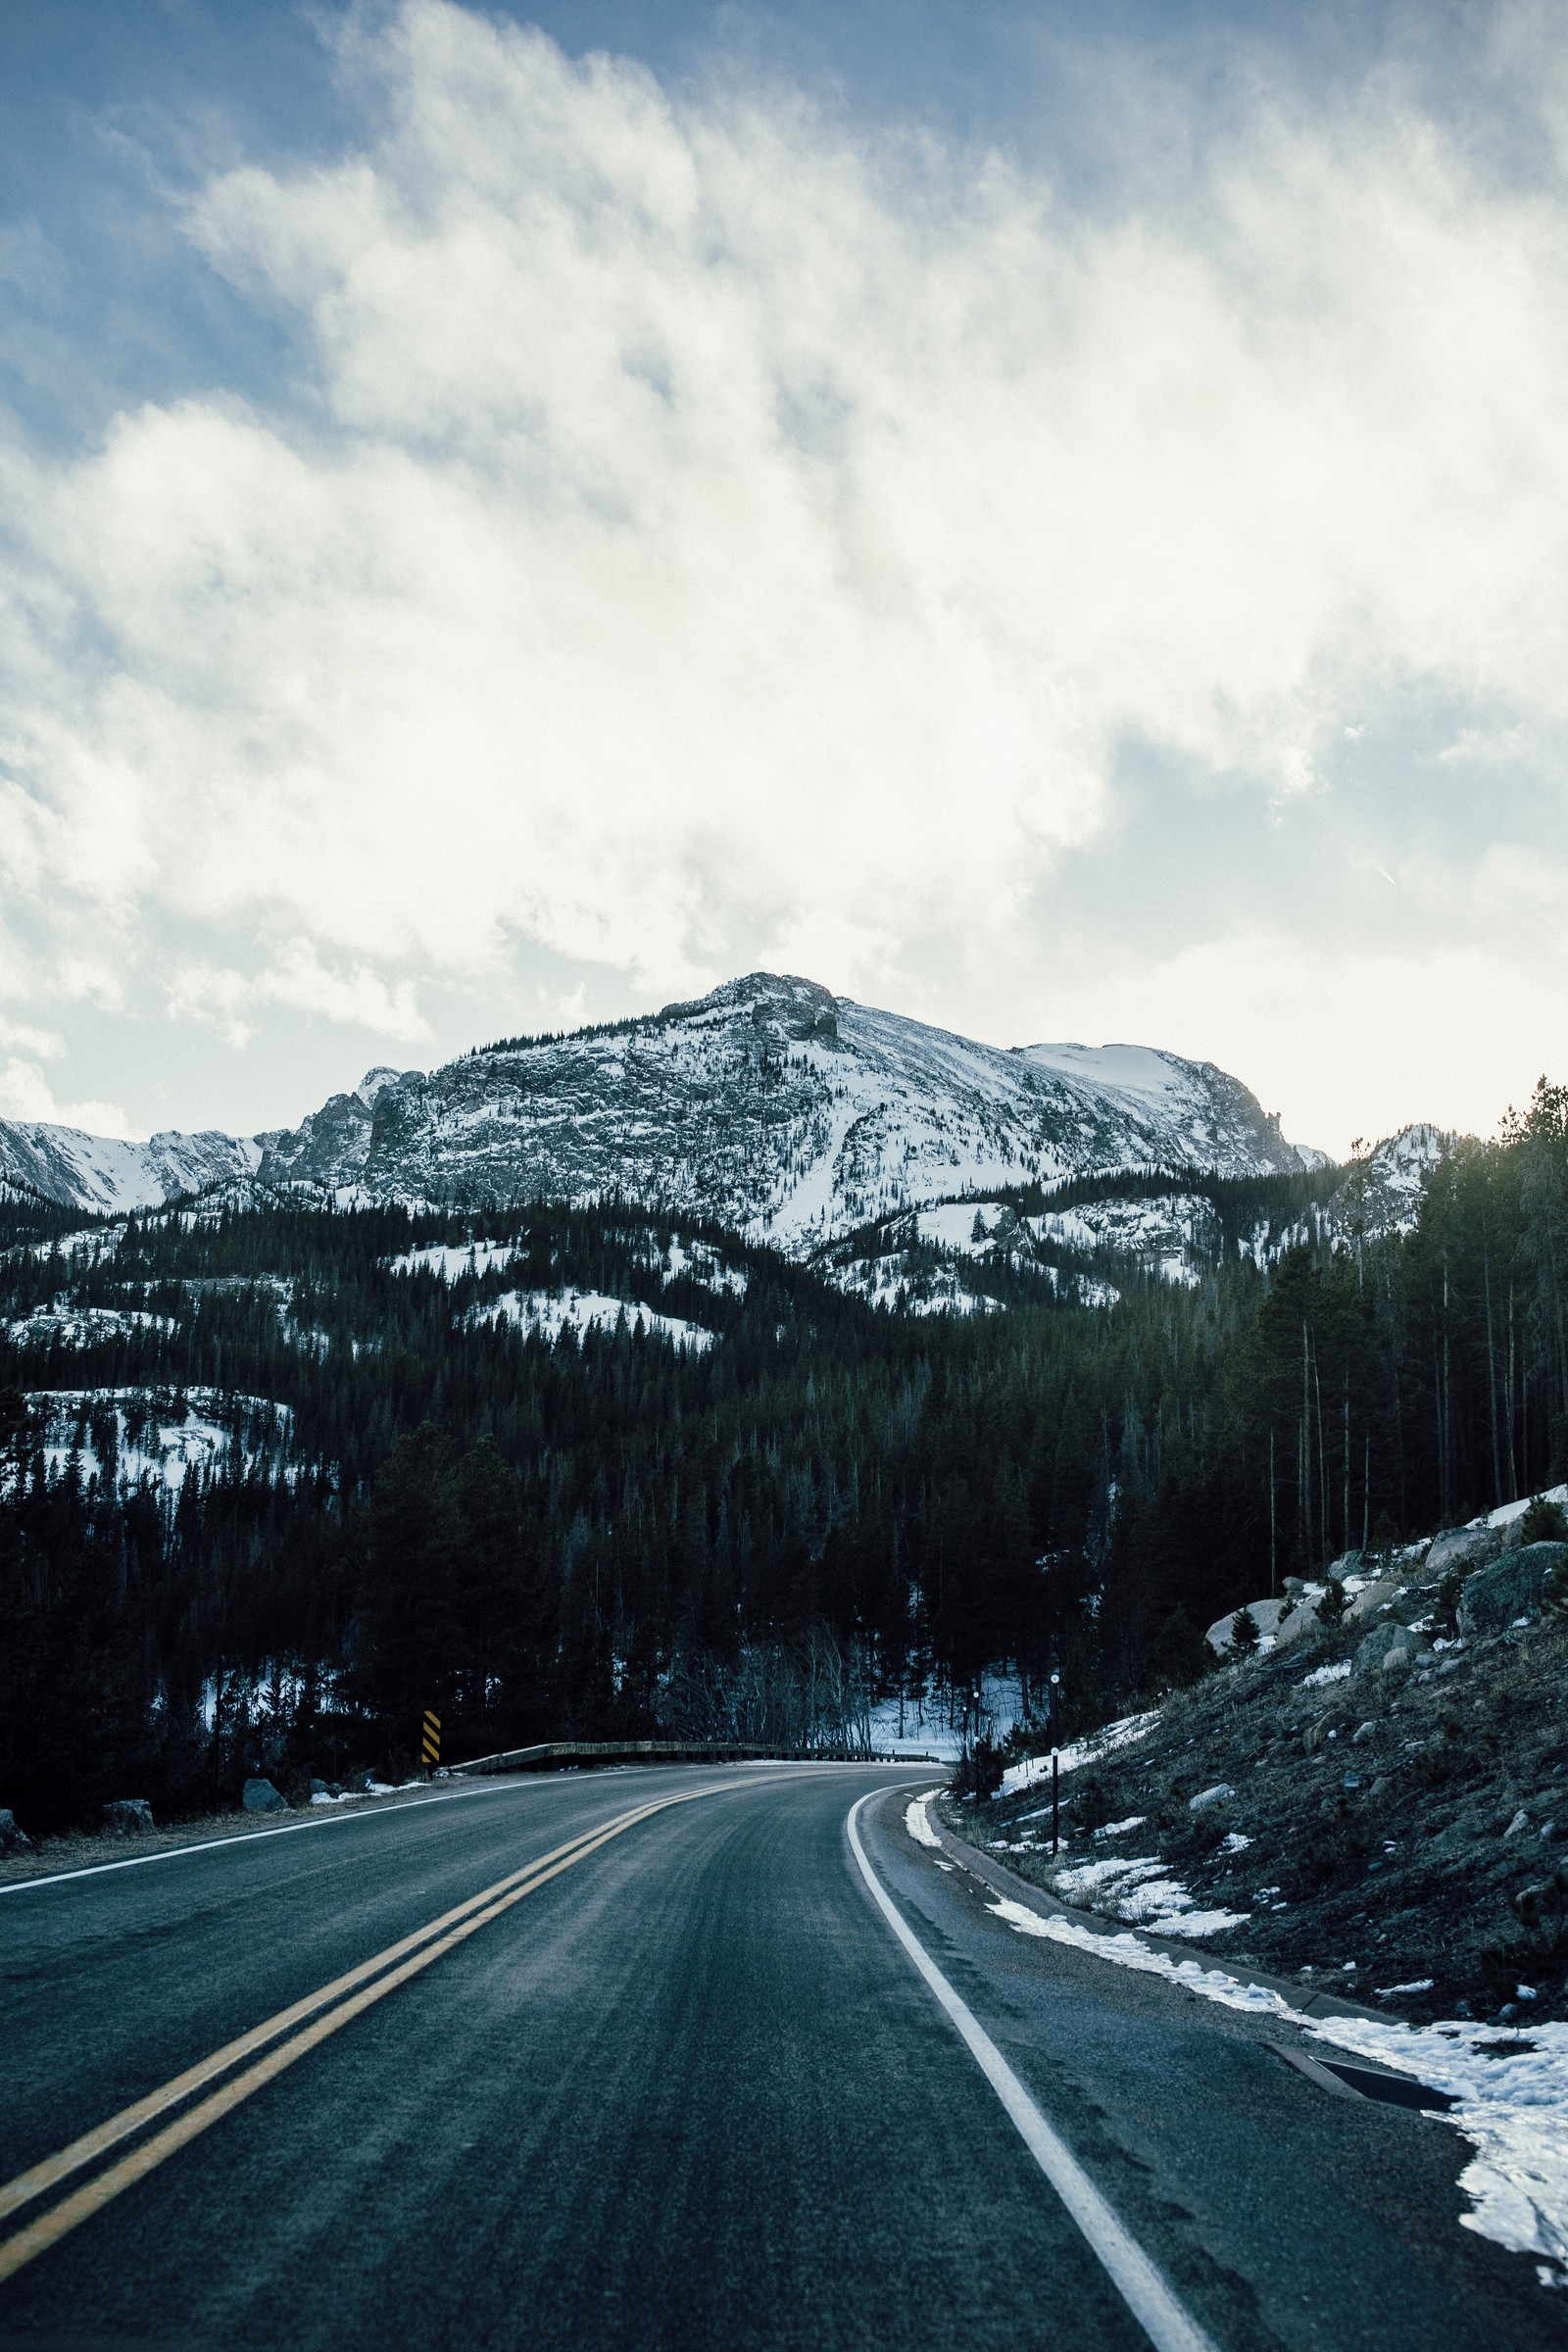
[1,1083,1564,1831]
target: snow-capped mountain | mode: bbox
[1330,1123,1452,1240]
[0,1122,261,1215]
[0,973,1316,1245]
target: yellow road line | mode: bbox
[0,1799,664,2230]
[0,1788,716,2284]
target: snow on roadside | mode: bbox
[1001,1709,1160,1795]
[985,1897,1568,2283]
[905,1791,944,1848]
[1306,2014,1568,2282]
[989,1900,1287,2006]
[1047,1855,1249,1937]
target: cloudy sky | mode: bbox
[1,0,1566,1160]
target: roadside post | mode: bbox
[1050,1671,1060,1856]
[421,1708,441,1771]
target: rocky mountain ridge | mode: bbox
[0,973,1319,1246]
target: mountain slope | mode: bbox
[0,1121,260,1215]
[0,973,1315,1243]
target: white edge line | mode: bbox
[847,1790,1220,2352]
[0,1781,532,1895]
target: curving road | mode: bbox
[0,1764,1552,2350]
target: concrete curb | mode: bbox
[929,1805,1388,2026]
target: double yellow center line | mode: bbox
[0,1787,711,2285]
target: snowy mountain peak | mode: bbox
[0,974,1320,1244]
[1331,1122,1453,1238]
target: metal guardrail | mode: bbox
[452,1738,937,1776]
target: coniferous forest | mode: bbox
[2,1081,1566,1833]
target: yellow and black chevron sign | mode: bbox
[420,1709,441,1768]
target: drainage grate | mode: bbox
[1316,2058,1455,2112]
[1263,2038,1455,2112]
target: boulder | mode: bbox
[1345,1577,1402,1623]
[1458,1544,1568,1637]
[1189,1783,1236,1812]
[241,1776,288,1814]
[1427,1524,1503,1579]
[0,1807,31,1853]
[1353,1624,1421,1679]
[1204,1597,1289,1654]
[1273,1597,1330,1650]
[102,1798,154,1837]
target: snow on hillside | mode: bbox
[1035,1193,1217,1286]
[0,1124,259,1213]
[389,1241,516,1281]
[8,1304,174,1348]
[17,1388,294,1493]
[470,1290,715,1351]
[1330,1123,1451,1241]
[1,975,1314,1248]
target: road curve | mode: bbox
[0,1765,1552,2350]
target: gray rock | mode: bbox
[1427,1524,1503,1579]
[1352,1721,1378,1744]
[1273,1598,1328,1650]
[1353,1624,1413,1678]
[1189,1782,1236,1812]
[1204,1597,1289,1655]
[102,1798,154,1837]
[0,1807,31,1853]
[1345,1577,1402,1623]
[1458,1543,1568,1636]
[241,1776,288,1814]
[309,1778,332,1796]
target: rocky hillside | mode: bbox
[0,973,1316,1246]
[959,1493,1568,2030]
[0,1124,259,1217]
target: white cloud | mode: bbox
[2,0,1568,1140]
[165,941,432,1049]
[0,1056,134,1139]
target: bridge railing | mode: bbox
[451,1738,936,1776]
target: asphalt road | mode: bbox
[0,1764,1554,2351]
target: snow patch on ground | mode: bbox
[985,1899,1568,2282]
[1300,1660,1353,1688]
[867,1673,1025,1761]
[19,1388,294,1494]
[1001,1710,1160,1794]
[988,1899,1287,2008]
[1047,1854,1250,1937]
[905,1791,944,1847]
[663,1237,749,1296]
[388,1241,515,1280]
[473,1288,715,1351]
[1310,2015,1568,2280]
[7,1303,174,1347]
[1478,1485,1568,1533]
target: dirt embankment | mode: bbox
[950,1575,1568,2027]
